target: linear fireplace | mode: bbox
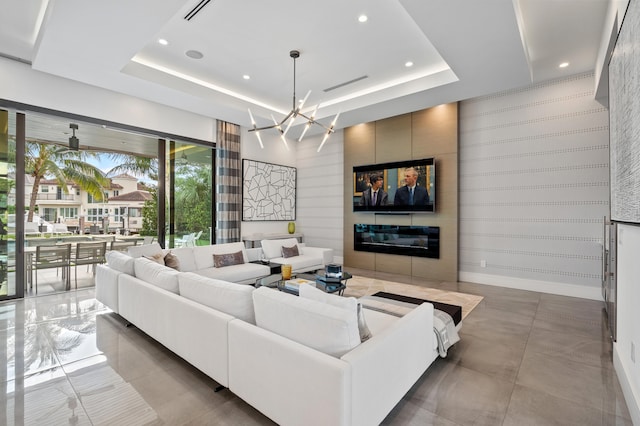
[354,224,440,258]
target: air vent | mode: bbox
[323,75,369,93]
[184,0,211,21]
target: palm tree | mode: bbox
[24,143,111,222]
[106,155,158,180]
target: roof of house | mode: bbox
[111,173,138,180]
[108,190,152,202]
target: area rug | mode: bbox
[342,276,483,321]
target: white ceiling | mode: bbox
[0,0,610,141]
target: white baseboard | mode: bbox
[458,271,603,300]
[614,344,640,425]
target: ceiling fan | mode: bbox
[54,123,81,153]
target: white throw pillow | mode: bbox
[261,238,299,260]
[298,283,356,311]
[253,287,360,357]
[105,251,135,275]
[299,284,372,342]
[133,257,180,294]
[178,273,256,324]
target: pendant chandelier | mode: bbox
[248,50,340,152]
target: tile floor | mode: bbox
[0,267,632,425]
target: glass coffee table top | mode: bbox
[256,269,352,296]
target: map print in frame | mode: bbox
[242,159,297,221]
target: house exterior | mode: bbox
[23,173,151,233]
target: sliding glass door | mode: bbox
[0,110,18,300]
[167,141,214,248]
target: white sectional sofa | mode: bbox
[95,243,440,426]
[260,237,333,273]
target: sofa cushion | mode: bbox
[193,243,248,270]
[252,287,360,357]
[213,250,244,268]
[171,247,197,272]
[268,254,321,272]
[281,244,299,258]
[261,238,299,260]
[195,262,268,284]
[299,283,356,311]
[178,272,256,324]
[105,251,135,275]
[128,242,164,258]
[299,284,371,342]
[133,257,180,294]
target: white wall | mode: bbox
[0,57,215,142]
[614,225,640,424]
[240,127,344,262]
[458,72,610,300]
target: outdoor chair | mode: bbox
[176,233,196,247]
[29,244,72,294]
[70,241,107,289]
[193,230,203,245]
[142,236,157,245]
[110,240,138,252]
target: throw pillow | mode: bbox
[144,252,165,266]
[281,244,299,258]
[213,250,245,268]
[298,284,372,343]
[164,251,180,270]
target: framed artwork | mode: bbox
[242,159,297,221]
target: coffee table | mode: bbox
[256,270,352,296]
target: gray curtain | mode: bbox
[215,120,241,243]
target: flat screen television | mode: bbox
[353,158,435,213]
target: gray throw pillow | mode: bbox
[144,252,165,265]
[213,250,245,268]
[282,245,299,258]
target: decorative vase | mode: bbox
[287,222,296,234]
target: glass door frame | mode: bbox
[1,101,216,299]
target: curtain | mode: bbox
[215,121,241,243]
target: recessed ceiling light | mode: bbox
[559,62,569,68]
[405,61,414,68]
[185,50,204,59]
[358,15,368,23]
[158,38,168,46]
[243,75,250,80]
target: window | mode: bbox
[56,187,63,200]
[129,208,141,218]
[59,207,78,219]
[114,207,126,223]
[42,208,56,222]
[41,186,49,193]
[87,208,106,223]
[114,190,119,197]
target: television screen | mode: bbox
[353,158,435,213]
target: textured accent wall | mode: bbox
[609,0,640,223]
[459,72,609,296]
[296,130,344,261]
[344,104,458,281]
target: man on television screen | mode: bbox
[359,173,388,207]
[394,167,429,206]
